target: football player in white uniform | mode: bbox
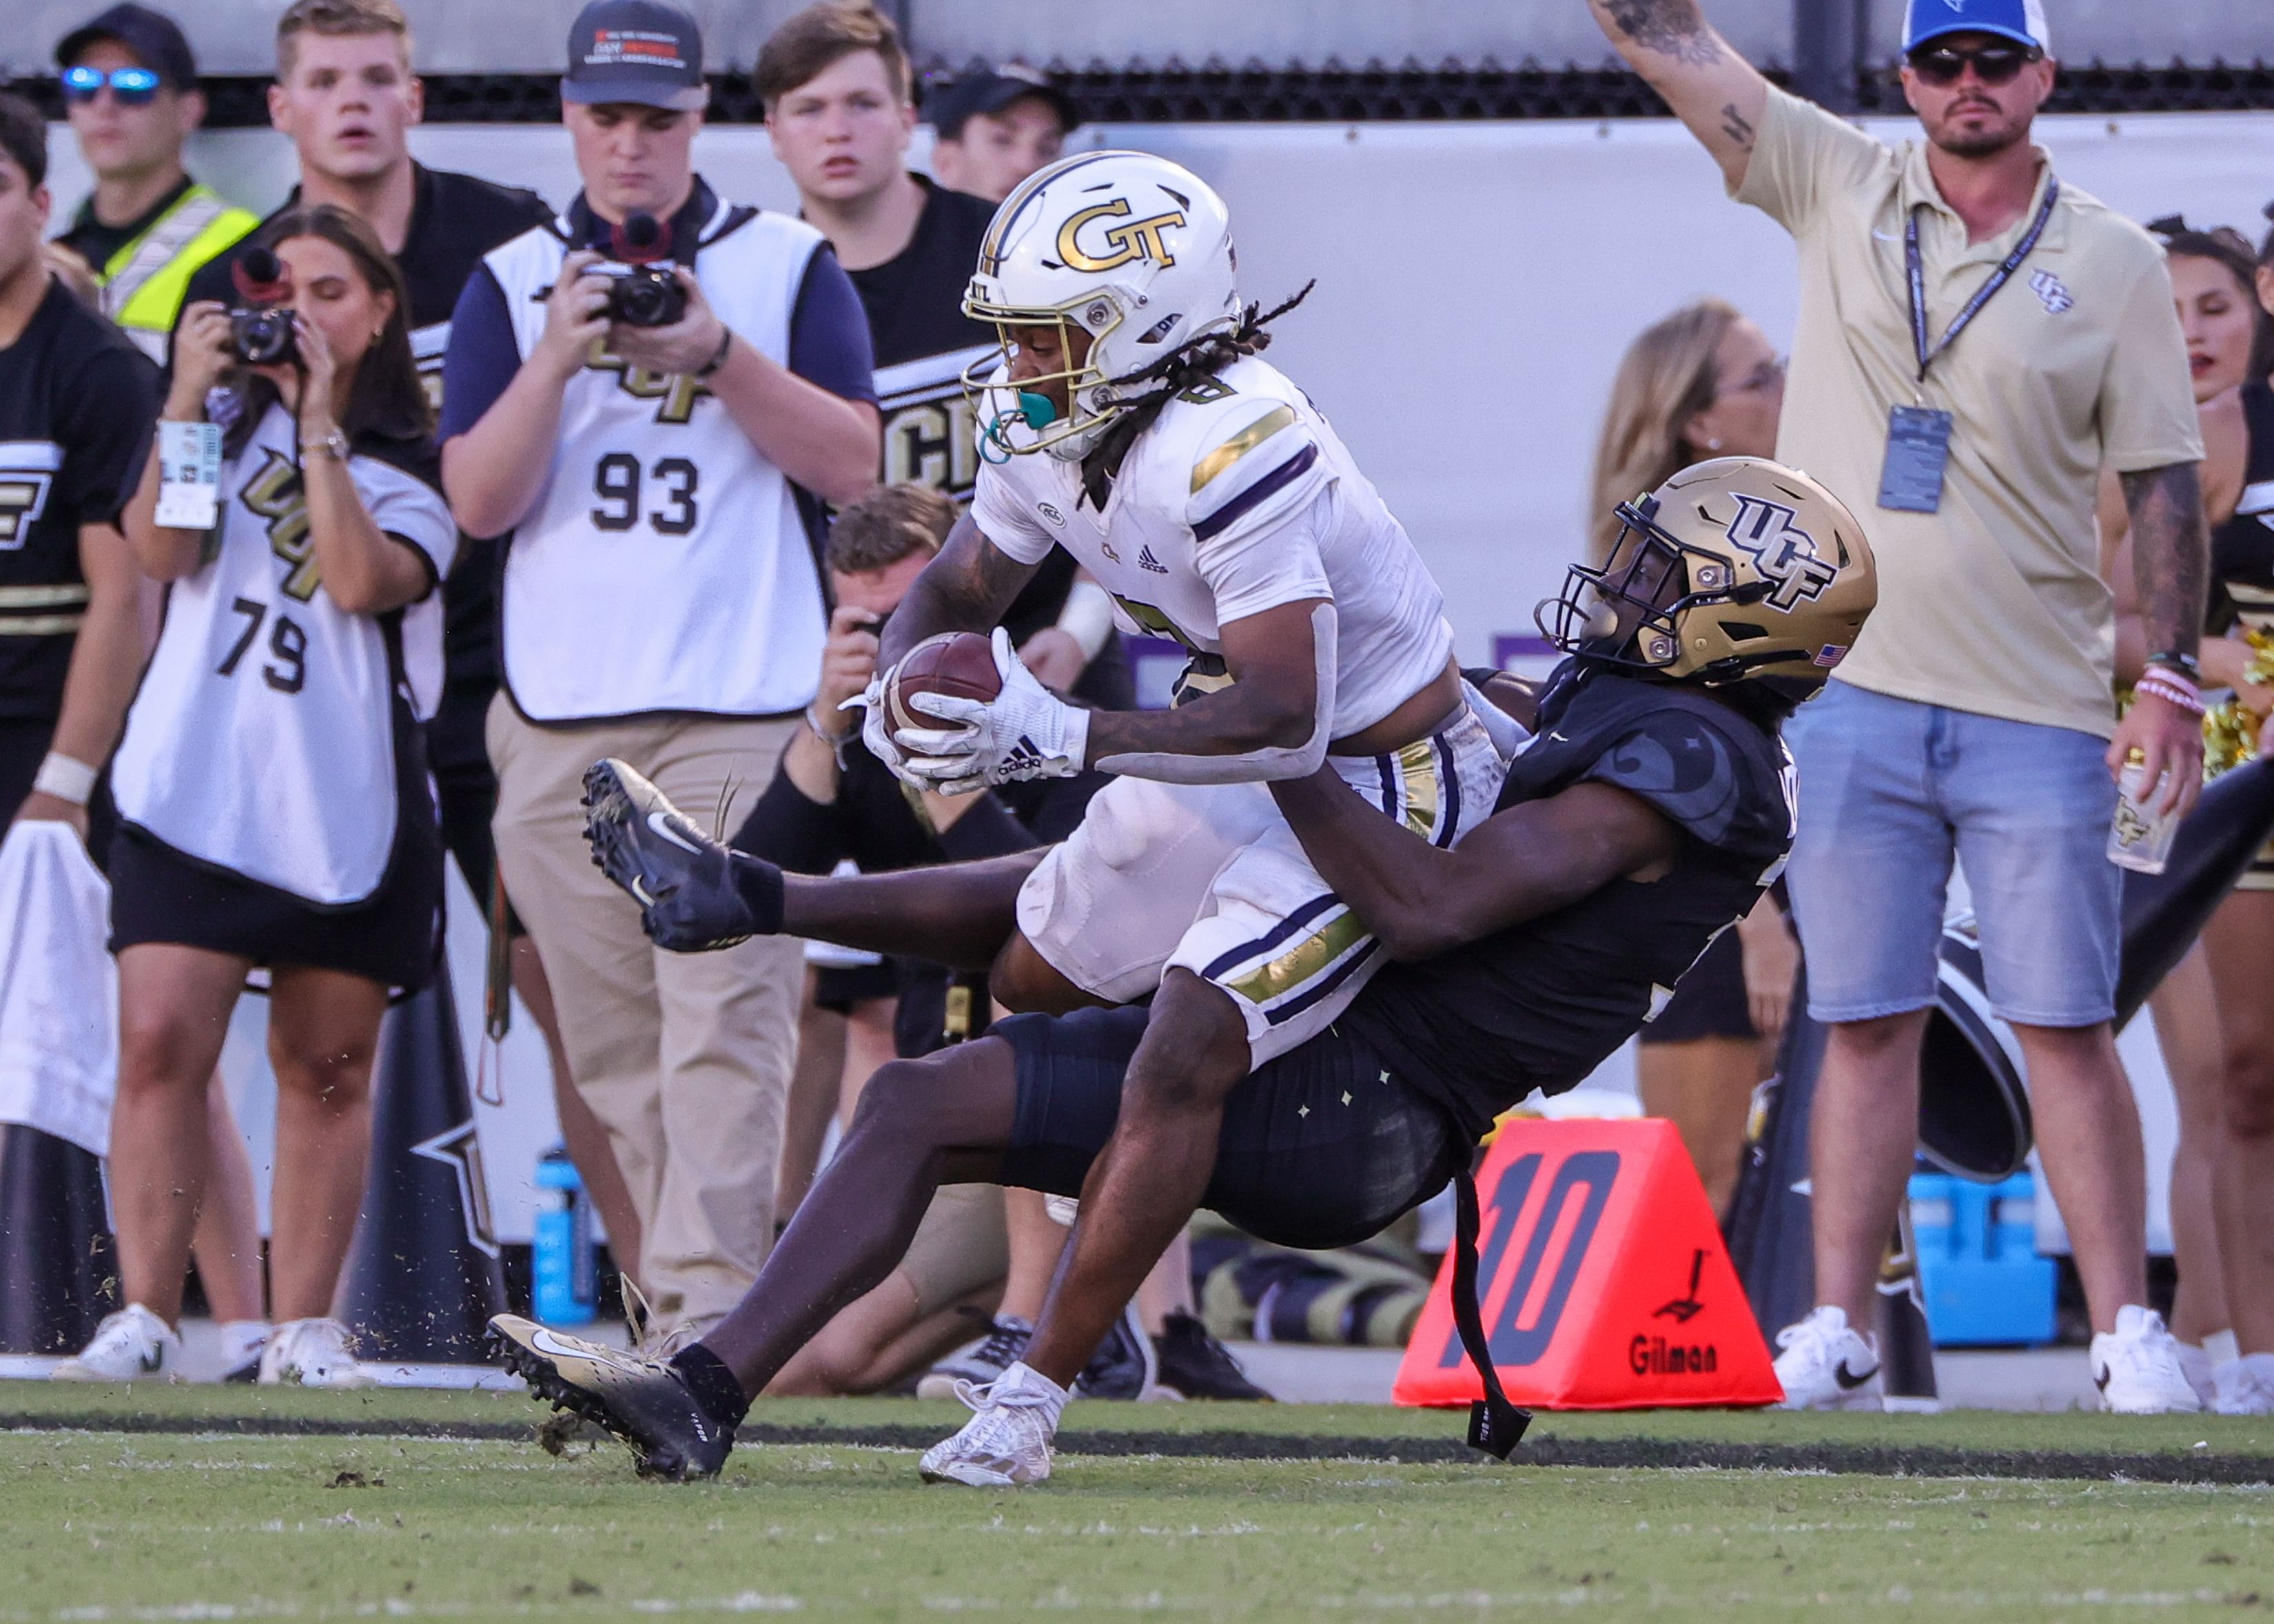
[824,152,1509,1478]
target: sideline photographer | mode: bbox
[86,205,454,1388]
[440,0,879,1345]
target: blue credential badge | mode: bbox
[1878,404,1954,513]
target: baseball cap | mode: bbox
[1903,0,2051,54]
[562,0,706,113]
[927,63,1078,141]
[56,3,198,88]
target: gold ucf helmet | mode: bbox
[1537,456,1876,685]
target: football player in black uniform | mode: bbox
[495,455,1877,1483]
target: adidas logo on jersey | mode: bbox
[1137,545,1169,575]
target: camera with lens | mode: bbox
[226,247,298,367]
[597,212,688,329]
[599,263,687,329]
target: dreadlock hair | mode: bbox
[1078,280,1316,512]
[2149,214,2274,386]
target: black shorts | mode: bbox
[812,958,899,1014]
[109,698,444,991]
[994,1005,1466,1252]
[1638,927,1755,1045]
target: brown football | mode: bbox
[885,631,1001,735]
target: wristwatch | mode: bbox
[301,426,349,461]
[2144,649,2202,683]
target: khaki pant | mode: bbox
[489,695,803,1333]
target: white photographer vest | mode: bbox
[487,200,830,721]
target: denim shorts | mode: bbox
[1783,682,2120,1028]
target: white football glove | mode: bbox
[899,627,1091,794]
[848,668,930,789]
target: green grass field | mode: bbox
[6,1386,2272,1621]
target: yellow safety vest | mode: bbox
[95,183,260,363]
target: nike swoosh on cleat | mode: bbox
[1832,1361,1878,1390]
[139,1349,163,1373]
[647,811,704,854]
[527,1328,632,1368]
[2094,1365,2111,1391]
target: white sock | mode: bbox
[219,1320,272,1365]
[994,1361,1070,1428]
[2204,1329,2241,1367]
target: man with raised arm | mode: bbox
[1581,0,2211,1410]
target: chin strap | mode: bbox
[1451,1166,1533,1461]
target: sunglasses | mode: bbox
[1907,43,2040,87]
[61,65,166,104]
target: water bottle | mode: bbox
[532,1147,596,1325]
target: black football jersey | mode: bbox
[0,278,161,721]
[1344,664,1796,1140]
[2211,378,2274,635]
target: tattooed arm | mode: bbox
[877,513,1043,669]
[1584,0,1769,188]
[2105,461,2211,816]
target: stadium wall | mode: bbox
[45,110,2272,1249]
[8,0,2268,76]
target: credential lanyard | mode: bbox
[1905,174,2059,387]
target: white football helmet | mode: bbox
[963,150,1240,461]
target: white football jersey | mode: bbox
[110,404,452,905]
[970,355,1451,737]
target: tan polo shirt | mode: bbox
[1735,87,2202,738]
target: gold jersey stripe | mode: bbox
[1191,405,1298,494]
[1394,739,1440,839]
[0,613,87,636]
[0,583,90,609]
[1229,906,1367,1007]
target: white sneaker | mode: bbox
[1771,1306,1883,1410]
[919,1361,1065,1487]
[50,1304,183,1383]
[2091,1305,2203,1413]
[2176,1342,2218,1409]
[259,1317,377,1389]
[2213,1352,2274,1415]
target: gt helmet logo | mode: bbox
[1722,493,1838,611]
[1054,199,1189,274]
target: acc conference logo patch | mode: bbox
[1723,493,1837,612]
[0,440,64,550]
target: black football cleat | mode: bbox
[581,758,777,952]
[488,1314,733,1481]
[1153,1311,1275,1401]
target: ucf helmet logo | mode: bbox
[1055,198,1187,274]
[1724,493,1838,611]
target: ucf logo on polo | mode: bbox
[1723,493,1837,611]
[1055,198,1188,274]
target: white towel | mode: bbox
[0,821,117,1156]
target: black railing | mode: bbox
[10,58,2272,126]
